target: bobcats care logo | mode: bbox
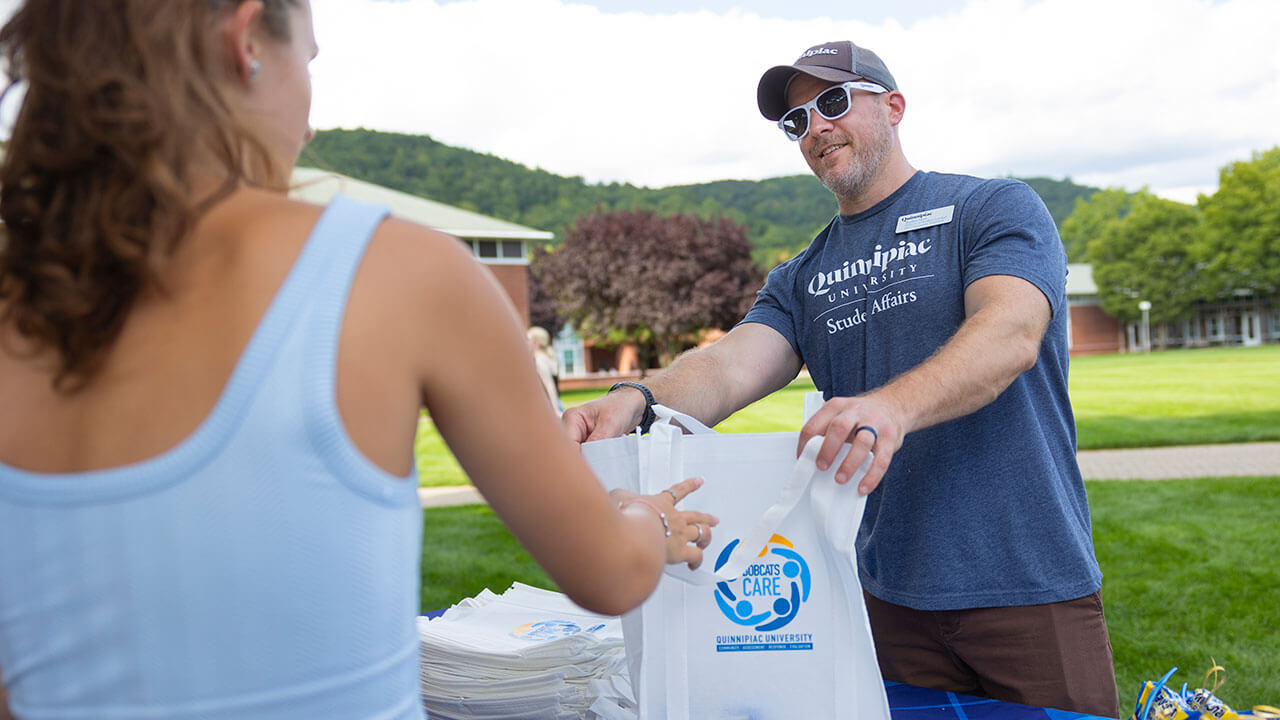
[713,534,811,632]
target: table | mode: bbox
[420,610,1115,720]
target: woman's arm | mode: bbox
[366,219,714,616]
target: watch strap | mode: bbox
[609,381,657,434]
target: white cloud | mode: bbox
[896,0,1279,198]
[308,0,1279,200]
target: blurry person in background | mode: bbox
[527,326,562,413]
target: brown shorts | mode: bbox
[864,590,1120,718]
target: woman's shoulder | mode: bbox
[212,190,466,273]
[214,189,497,317]
[358,209,483,297]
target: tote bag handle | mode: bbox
[650,404,716,435]
[649,419,870,586]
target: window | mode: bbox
[466,239,528,263]
[1205,314,1222,338]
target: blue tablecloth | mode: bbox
[886,682,1113,720]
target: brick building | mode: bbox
[1065,262,1279,353]
[1065,263,1123,355]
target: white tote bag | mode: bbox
[582,400,890,720]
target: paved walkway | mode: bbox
[417,485,487,508]
[1073,441,1279,481]
[417,442,1280,507]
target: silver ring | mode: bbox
[664,489,679,503]
[693,523,703,544]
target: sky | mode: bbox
[2,0,1277,204]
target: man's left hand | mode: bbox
[799,393,904,495]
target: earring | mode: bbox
[248,59,261,83]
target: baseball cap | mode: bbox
[757,41,898,121]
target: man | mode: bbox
[563,41,1118,715]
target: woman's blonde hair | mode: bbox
[0,0,299,391]
[527,326,552,350]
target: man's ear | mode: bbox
[221,0,265,84]
[886,91,906,126]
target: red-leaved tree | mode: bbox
[527,245,562,335]
[537,209,763,374]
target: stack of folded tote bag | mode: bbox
[417,583,636,720]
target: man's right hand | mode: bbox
[562,386,648,444]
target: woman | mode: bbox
[527,325,562,413]
[0,2,714,718]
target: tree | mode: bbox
[1085,190,1205,324]
[1017,176,1106,229]
[527,245,562,335]
[538,209,763,374]
[305,129,1099,271]
[1198,146,1280,301]
[1059,187,1132,262]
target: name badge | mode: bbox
[896,205,955,233]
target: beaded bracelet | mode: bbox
[619,497,671,537]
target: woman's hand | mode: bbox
[612,476,719,570]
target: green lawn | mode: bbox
[1087,476,1280,713]
[420,475,1280,715]
[415,345,1280,486]
[419,505,555,612]
[1068,345,1280,449]
[413,417,466,489]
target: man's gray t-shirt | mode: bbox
[742,170,1101,611]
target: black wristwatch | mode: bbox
[609,381,656,434]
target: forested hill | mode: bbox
[303,128,1099,265]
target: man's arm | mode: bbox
[563,323,802,442]
[802,274,1051,493]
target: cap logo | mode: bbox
[801,48,840,58]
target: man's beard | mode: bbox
[812,116,893,206]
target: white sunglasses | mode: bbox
[778,81,887,141]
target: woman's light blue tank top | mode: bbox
[0,196,426,719]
